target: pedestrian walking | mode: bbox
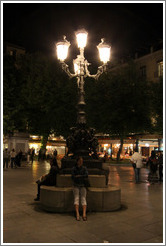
[71,156,89,221]
[158,151,163,182]
[27,149,31,163]
[15,149,23,167]
[31,148,35,164]
[130,148,143,183]
[3,148,10,169]
[38,148,42,161]
[148,151,158,184]
[53,149,57,158]
[10,149,16,168]
[145,155,150,168]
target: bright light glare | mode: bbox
[98,47,110,63]
[76,32,87,48]
[74,63,80,74]
[57,44,69,61]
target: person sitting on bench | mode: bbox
[34,156,59,201]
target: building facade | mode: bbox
[4,42,26,59]
[135,48,163,82]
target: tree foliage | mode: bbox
[3,55,27,134]
[19,53,77,138]
[86,62,152,136]
[3,53,77,144]
[85,62,154,160]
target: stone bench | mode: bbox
[59,167,109,185]
[56,174,107,188]
[40,185,121,212]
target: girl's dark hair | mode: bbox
[76,156,83,165]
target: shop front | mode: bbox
[97,135,163,159]
[29,135,66,159]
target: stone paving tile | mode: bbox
[142,235,163,243]
[124,213,163,227]
[144,221,163,236]
[4,227,75,243]
[60,229,103,243]
[105,229,157,243]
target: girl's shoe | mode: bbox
[76,216,80,221]
[82,216,87,221]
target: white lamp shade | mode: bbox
[97,39,111,63]
[75,30,88,49]
[56,36,70,61]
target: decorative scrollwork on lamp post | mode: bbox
[56,29,111,158]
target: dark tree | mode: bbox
[3,53,77,148]
[85,62,152,161]
[19,53,77,148]
[3,55,27,134]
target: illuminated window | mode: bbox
[9,50,13,56]
[9,49,17,60]
[157,61,163,77]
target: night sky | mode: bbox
[3,2,163,63]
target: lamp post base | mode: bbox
[65,124,99,159]
[61,121,108,180]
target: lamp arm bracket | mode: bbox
[61,62,76,78]
[85,64,107,80]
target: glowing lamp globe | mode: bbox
[97,38,111,64]
[75,29,88,49]
[56,36,70,61]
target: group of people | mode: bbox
[34,155,88,221]
[38,148,57,161]
[28,148,58,162]
[130,149,163,184]
[3,148,23,169]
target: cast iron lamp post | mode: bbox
[56,29,111,159]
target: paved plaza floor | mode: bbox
[3,160,164,244]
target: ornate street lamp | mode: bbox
[56,29,110,163]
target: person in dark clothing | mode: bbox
[31,148,35,163]
[38,149,42,161]
[34,157,59,201]
[148,151,158,183]
[53,149,57,157]
[71,156,88,221]
[15,149,23,167]
[158,151,163,182]
[15,154,19,167]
